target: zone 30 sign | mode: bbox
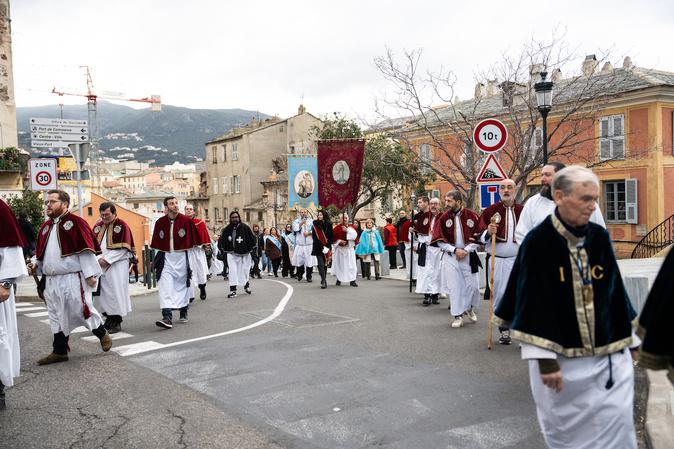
[29,158,57,191]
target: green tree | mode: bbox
[0,147,22,171]
[311,114,431,219]
[7,189,44,234]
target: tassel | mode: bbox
[605,354,614,390]
[78,273,92,319]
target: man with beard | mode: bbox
[331,213,358,287]
[92,202,134,334]
[250,224,263,279]
[0,199,28,408]
[184,204,211,301]
[516,162,605,241]
[218,211,256,298]
[494,166,639,449]
[151,196,202,329]
[28,190,111,364]
[312,210,333,289]
[475,179,522,344]
[292,209,316,282]
[434,191,481,328]
[414,196,442,306]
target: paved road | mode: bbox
[1,274,545,449]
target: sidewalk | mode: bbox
[15,276,157,301]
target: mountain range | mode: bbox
[17,102,270,166]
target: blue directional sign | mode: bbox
[480,183,501,209]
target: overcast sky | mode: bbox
[11,0,674,120]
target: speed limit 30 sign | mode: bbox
[29,158,57,191]
[473,118,508,153]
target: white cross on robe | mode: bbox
[236,236,243,244]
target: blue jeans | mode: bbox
[261,253,271,272]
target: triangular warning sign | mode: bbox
[476,154,507,183]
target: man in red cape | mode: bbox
[28,190,112,365]
[184,204,210,301]
[0,198,28,409]
[151,196,201,329]
[433,190,481,329]
[92,202,135,334]
[331,213,358,287]
[475,179,523,344]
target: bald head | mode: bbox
[499,179,517,206]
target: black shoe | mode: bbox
[227,291,237,298]
[108,322,122,334]
[199,285,207,300]
[321,280,327,289]
[431,295,439,304]
[189,297,195,303]
[103,317,111,330]
[306,277,313,283]
[155,318,172,329]
[336,280,341,286]
[350,281,358,287]
[375,275,381,280]
[245,286,252,294]
[0,392,4,410]
[499,330,512,345]
[422,297,431,306]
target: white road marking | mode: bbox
[15,306,46,313]
[71,326,89,334]
[81,332,134,342]
[24,311,49,317]
[15,302,35,307]
[114,279,294,357]
[39,319,50,325]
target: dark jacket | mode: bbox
[311,218,333,256]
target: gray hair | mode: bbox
[552,166,599,196]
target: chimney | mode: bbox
[623,56,634,70]
[600,62,613,74]
[582,55,598,77]
[298,104,306,115]
[551,68,563,83]
[474,82,486,99]
[486,79,499,96]
[529,63,545,77]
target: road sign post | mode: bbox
[29,158,57,191]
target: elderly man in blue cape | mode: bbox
[494,166,640,449]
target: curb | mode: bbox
[645,370,674,449]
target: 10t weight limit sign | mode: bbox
[473,118,508,153]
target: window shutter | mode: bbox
[612,137,625,159]
[600,118,610,138]
[612,115,624,137]
[212,177,218,194]
[600,139,611,160]
[625,179,638,224]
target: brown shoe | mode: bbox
[100,332,113,352]
[37,353,69,365]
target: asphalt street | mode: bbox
[1,274,545,449]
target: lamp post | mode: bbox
[534,71,554,165]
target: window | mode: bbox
[214,208,220,222]
[212,177,218,194]
[234,175,241,193]
[419,144,432,174]
[431,189,440,199]
[604,179,638,224]
[133,203,139,209]
[279,126,284,132]
[258,211,263,222]
[87,207,93,216]
[223,208,228,219]
[528,127,543,163]
[232,143,239,161]
[222,144,227,161]
[222,177,228,194]
[204,208,209,219]
[211,146,217,163]
[599,115,625,160]
[246,211,251,222]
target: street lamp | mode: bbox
[534,71,554,165]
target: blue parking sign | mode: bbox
[480,184,501,209]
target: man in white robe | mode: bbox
[292,209,316,282]
[93,202,133,334]
[331,214,358,287]
[435,191,481,328]
[0,199,28,409]
[416,197,442,306]
[29,190,111,365]
[151,196,201,329]
[516,162,605,242]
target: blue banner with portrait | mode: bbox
[287,154,318,209]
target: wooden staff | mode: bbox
[487,216,497,350]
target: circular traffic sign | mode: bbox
[473,118,508,153]
[35,171,52,186]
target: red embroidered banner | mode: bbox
[317,139,365,210]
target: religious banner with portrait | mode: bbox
[287,154,318,209]
[317,139,365,210]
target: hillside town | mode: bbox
[0,1,673,448]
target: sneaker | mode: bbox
[179,316,189,323]
[466,309,478,323]
[350,281,358,287]
[37,352,69,365]
[227,291,237,298]
[422,296,431,306]
[244,286,252,294]
[100,332,113,352]
[499,330,512,345]
[306,277,313,283]
[267,272,273,276]
[321,280,327,289]
[336,280,341,286]
[155,318,173,329]
[451,316,464,328]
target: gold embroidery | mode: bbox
[591,265,604,280]
[508,329,633,357]
[559,266,565,282]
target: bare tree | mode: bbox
[372,35,641,207]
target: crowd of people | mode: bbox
[1,163,672,449]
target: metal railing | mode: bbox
[631,214,674,259]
